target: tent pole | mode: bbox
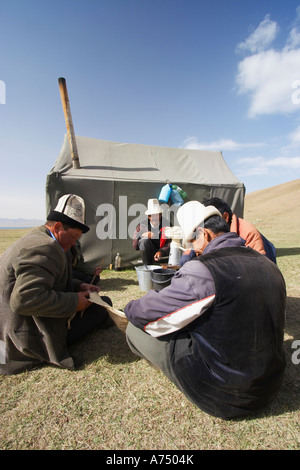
[58,77,80,169]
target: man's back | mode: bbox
[170,247,286,418]
[230,213,265,254]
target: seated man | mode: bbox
[0,194,112,375]
[125,201,286,419]
[70,240,103,284]
[202,197,266,254]
[133,198,170,265]
[202,197,278,262]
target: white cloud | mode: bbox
[236,14,279,54]
[236,156,268,176]
[183,137,263,151]
[236,48,300,117]
[289,125,300,144]
[270,156,300,168]
[236,155,300,176]
[235,8,300,117]
[285,5,300,50]
[285,27,300,49]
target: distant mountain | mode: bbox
[0,218,45,228]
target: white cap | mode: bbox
[145,198,163,215]
[176,201,221,240]
[47,194,89,233]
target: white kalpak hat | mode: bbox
[145,198,163,215]
[177,201,221,240]
[47,194,90,233]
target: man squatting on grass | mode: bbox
[125,201,286,419]
[0,194,112,375]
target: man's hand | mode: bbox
[154,250,163,261]
[76,283,100,311]
[94,266,103,276]
[141,231,154,239]
[76,291,92,311]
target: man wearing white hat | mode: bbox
[125,201,286,419]
[132,198,170,265]
[0,194,112,375]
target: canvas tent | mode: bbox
[45,134,245,270]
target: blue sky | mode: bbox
[1,0,300,219]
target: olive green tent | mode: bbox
[46,134,245,269]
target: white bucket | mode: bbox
[135,265,158,292]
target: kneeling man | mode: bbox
[125,201,286,419]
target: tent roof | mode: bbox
[51,135,243,187]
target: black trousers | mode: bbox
[139,238,161,265]
[67,296,112,345]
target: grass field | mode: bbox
[0,180,299,450]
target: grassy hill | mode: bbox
[0,180,299,450]
[244,179,300,246]
[244,179,300,302]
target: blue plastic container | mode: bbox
[158,183,172,203]
[170,189,184,206]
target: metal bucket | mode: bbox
[135,265,158,292]
[151,268,175,291]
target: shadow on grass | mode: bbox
[276,247,300,257]
[99,277,138,292]
[285,296,300,338]
[70,325,138,369]
[254,295,300,419]
[269,338,300,418]
[71,296,300,419]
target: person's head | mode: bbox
[46,194,89,251]
[193,215,230,253]
[202,197,233,225]
[145,198,162,227]
[45,221,83,252]
[177,200,228,253]
[148,213,162,227]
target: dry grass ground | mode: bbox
[0,180,299,450]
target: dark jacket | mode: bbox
[125,233,286,418]
[0,226,81,375]
[126,233,243,333]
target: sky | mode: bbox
[1,0,300,219]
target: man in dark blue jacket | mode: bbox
[125,201,286,419]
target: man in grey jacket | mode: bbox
[0,194,111,375]
[125,201,286,419]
